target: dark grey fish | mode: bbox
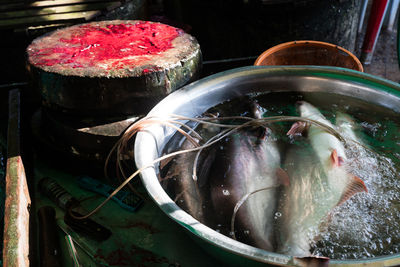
[202,102,288,251]
[206,127,284,251]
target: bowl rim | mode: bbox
[254,40,364,72]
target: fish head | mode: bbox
[335,112,354,127]
[335,112,360,143]
[295,101,312,113]
[251,101,266,119]
[296,101,324,121]
[335,112,357,135]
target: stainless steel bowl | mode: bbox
[134,66,400,266]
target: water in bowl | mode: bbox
[158,91,400,260]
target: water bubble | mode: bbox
[165,92,400,260]
[222,189,230,196]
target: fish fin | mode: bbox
[330,149,339,167]
[287,121,308,137]
[276,168,290,186]
[294,256,330,267]
[330,149,344,167]
[337,175,368,206]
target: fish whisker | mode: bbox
[230,186,279,241]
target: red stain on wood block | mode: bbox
[26,20,202,115]
[29,22,182,70]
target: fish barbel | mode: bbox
[278,101,367,257]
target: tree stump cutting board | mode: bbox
[27,20,202,116]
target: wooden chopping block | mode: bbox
[27,20,202,116]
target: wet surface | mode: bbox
[160,91,400,259]
[27,21,181,69]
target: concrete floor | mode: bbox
[360,28,400,83]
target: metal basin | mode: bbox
[134,66,400,266]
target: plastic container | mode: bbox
[254,40,364,72]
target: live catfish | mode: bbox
[158,101,288,248]
[204,102,289,251]
[277,101,368,257]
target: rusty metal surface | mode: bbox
[3,89,31,267]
